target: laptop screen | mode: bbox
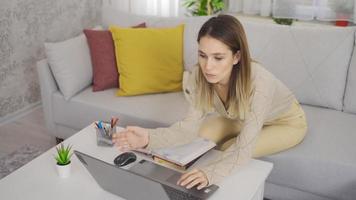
[75,151,171,200]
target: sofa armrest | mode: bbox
[36,59,58,137]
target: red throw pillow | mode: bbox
[84,22,146,91]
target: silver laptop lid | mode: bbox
[75,151,171,200]
[74,151,219,200]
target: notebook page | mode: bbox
[153,138,216,165]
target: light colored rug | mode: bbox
[0,145,44,180]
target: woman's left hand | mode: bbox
[177,169,209,190]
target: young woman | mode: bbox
[112,15,307,190]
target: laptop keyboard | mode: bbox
[163,185,202,200]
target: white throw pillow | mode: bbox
[45,27,101,100]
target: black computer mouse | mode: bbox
[114,152,137,167]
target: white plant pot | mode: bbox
[56,162,71,178]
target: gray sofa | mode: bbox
[37,7,356,200]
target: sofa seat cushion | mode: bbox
[261,105,356,200]
[52,87,189,131]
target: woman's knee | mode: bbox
[198,115,240,145]
[253,125,307,157]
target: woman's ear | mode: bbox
[233,51,241,65]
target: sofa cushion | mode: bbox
[240,20,355,111]
[261,105,356,200]
[52,87,190,131]
[84,23,146,92]
[343,31,356,114]
[109,25,184,96]
[84,29,118,92]
[45,32,94,100]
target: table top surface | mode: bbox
[0,123,273,200]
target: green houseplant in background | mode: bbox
[55,143,73,178]
[272,17,294,25]
[183,0,225,16]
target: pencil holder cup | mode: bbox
[95,124,115,147]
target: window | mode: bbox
[104,0,183,17]
[228,0,355,23]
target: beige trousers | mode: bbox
[198,100,307,158]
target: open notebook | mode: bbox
[135,138,216,170]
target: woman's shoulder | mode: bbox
[251,61,268,75]
[250,61,276,82]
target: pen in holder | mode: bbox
[95,121,115,147]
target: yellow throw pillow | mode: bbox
[110,24,184,96]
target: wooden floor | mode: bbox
[0,106,56,158]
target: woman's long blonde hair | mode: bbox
[195,15,252,120]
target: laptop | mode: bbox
[74,151,219,200]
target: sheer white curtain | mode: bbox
[103,0,183,17]
[228,0,355,22]
[228,0,273,16]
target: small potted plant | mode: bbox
[55,143,73,178]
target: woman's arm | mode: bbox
[146,67,204,149]
[146,105,204,149]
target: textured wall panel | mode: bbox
[0,0,102,118]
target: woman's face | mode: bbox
[198,36,240,85]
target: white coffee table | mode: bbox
[0,123,272,200]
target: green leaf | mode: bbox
[197,10,207,16]
[55,144,73,165]
[185,1,196,8]
[183,0,224,16]
[199,0,207,10]
[273,18,294,25]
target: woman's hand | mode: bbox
[177,169,209,190]
[112,126,149,152]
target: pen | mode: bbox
[98,121,103,129]
[103,126,108,136]
[112,117,119,128]
[95,122,100,129]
